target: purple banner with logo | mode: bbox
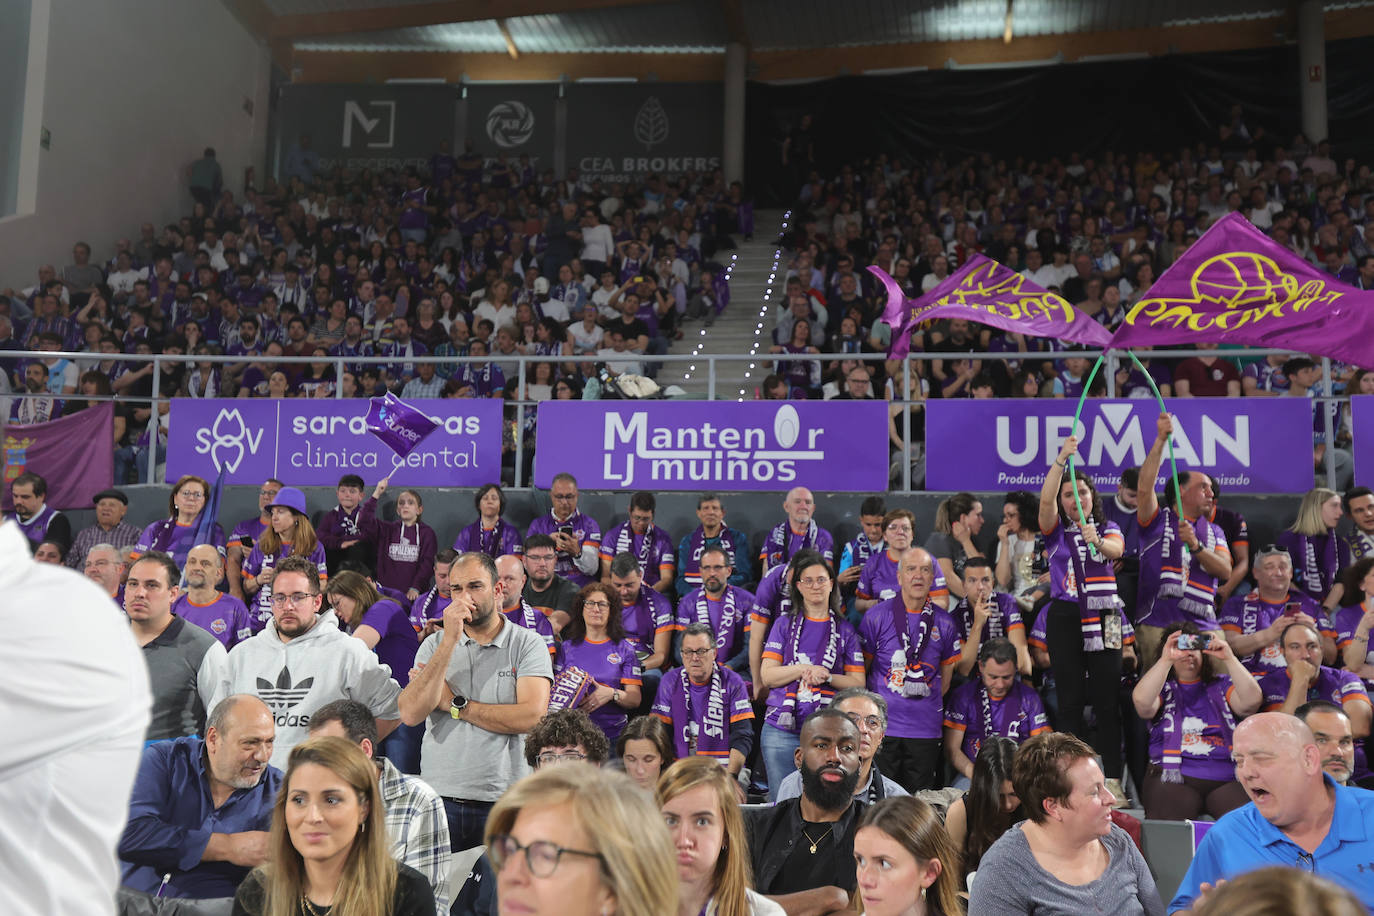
[167,399,501,487]
[1353,396,1374,487]
[1111,212,1374,368]
[926,398,1313,494]
[533,400,889,492]
[2,404,113,510]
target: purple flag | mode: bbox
[3,404,113,510]
[870,254,1113,358]
[365,392,439,459]
[1111,212,1374,367]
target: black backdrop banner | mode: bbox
[747,36,1374,203]
[566,82,723,183]
[277,83,456,174]
[464,84,558,175]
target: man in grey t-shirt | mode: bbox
[399,551,553,853]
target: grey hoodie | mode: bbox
[221,609,401,769]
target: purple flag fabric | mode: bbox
[1111,212,1374,367]
[870,254,1113,358]
[365,392,439,459]
[2,404,113,510]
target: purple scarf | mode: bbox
[689,587,742,652]
[669,665,730,758]
[1158,510,1221,621]
[891,600,935,698]
[764,520,818,568]
[1157,678,1235,783]
[775,612,839,731]
[956,595,1007,642]
[1064,522,1122,651]
[610,522,656,573]
[1291,531,1340,599]
[548,666,592,711]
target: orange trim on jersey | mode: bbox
[729,712,754,723]
[762,651,783,662]
[943,719,967,731]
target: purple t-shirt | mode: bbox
[759,521,835,571]
[651,665,754,760]
[1147,677,1242,782]
[526,510,602,587]
[599,522,675,589]
[621,588,674,660]
[1333,602,1374,688]
[229,517,268,553]
[761,613,864,732]
[857,550,949,604]
[452,519,523,560]
[1259,666,1371,777]
[504,600,556,656]
[358,598,419,687]
[674,586,753,662]
[1043,517,1124,601]
[858,598,963,739]
[556,637,642,741]
[943,679,1048,761]
[750,565,792,632]
[242,541,328,628]
[1219,590,1329,675]
[172,593,253,649]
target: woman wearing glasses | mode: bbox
[232,736,435,916]
[485,762,679,916]
[243,487,328,631]
[130,474,225,570]
[555,584,643,743]
[758,549,865,802]
[657,757,785,916]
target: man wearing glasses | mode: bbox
[773,688,907,804]
[673,546,753,674]
[521,533,580,634]
[221,555,402,770]
[652,623,754,785]
[525,472,601,587]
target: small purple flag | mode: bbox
[364,392,439,459]
[1111,212,1374,367]
[870,254,1113,358]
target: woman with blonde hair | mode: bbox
[1192,866,1365,916]
[656,757,784,916]
[243,487,327,628]
[485,762,679,916]
[1278,487,1349,606]
[231,736,434,916]
[852,796,962,916]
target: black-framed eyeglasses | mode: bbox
[489,834,603,878]
[535,752,587,766]
[682,647,715,659]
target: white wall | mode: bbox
[0,0,271,289]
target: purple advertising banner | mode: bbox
[167,399,502,487]
[926,398,1314,494]
[1353,396,1374,487]
[533,401,889,492]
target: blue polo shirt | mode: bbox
[118,735,281,898]
[1169,775,1374,913]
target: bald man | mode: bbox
[1170,712,1374,913]
[119,695,280,899]
[496,554,555,654]
[173,544,254,649]
[759,487,834,575]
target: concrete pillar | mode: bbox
[723,41,747,184]
[1298,0,1328,143]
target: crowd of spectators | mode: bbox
[0,142,746,482]
[761,114,1372,488]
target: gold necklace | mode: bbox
[801,824,834,854]
[300,892,329,915]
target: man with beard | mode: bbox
[10,360,61,424]
[774,688,907,803]
[745,709,862,911]
[521,534,580,633]
[173,544,253,650]
[673,546,752,673]
[609,552,674,698]
[222,555,401,769]
[1342,487,1374,564]
[943,638,1048,784]
[118,695,279,899]
[1296,701,1366,788]
[495,554,556,657]
[399,551,553,853]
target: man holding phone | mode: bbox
[525,472,601,587]
[1219,545,1336,676]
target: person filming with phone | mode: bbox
[1131,622,1261,820]
[1219,545,1336,677]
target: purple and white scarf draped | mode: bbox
[1158,510,1219,622]
[1291,531,1340,599]
[764,520,818,567]
[689,587,741,651]
[775,612,839,731]
[1065,522,1123,651]
[669,665,729,758]
[1157,678,1234,783]
[611,523,656,574]
[892,601,936,698]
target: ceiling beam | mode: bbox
[269,0,672,41]
[289,49,724,82]
[496,18,519,58]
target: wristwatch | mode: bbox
[450,694,469,720]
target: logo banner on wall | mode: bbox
[1353,396,1374,487]
[565,83,723,183]
[925,398,1314,494]
[166,399,501,487]
[464,84,558,175]
[2,404,113,510]
[277,84,456,173]
[533,401,889,492]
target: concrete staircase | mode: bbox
[661,208,792,399]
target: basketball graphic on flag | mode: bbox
[1188,252,1300,310]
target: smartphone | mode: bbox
[557,524,574,537]
[1177,633,1209,651]
[1283,602,1303,617]
[239,535,254,548]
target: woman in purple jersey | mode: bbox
[326,570,421,773]
[1277,487,1350,607]
[1131,622,1261,820]
[555,583,643,743]
[452,483,522,560]
[131,474,224,570]
[1038,436,1129,805]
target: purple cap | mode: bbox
[268,486,308,515]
